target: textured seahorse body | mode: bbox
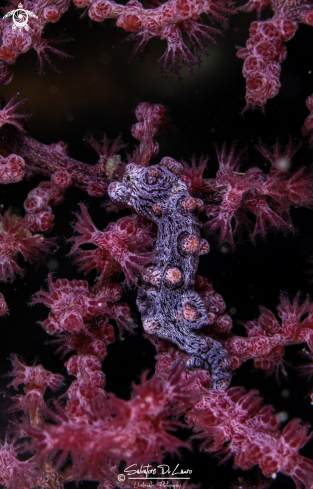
[108,158,232,389]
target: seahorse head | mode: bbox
[108,158,185,220]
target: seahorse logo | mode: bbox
[3,3,38,31]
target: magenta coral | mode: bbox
[71,204,156,285]
[0,93,29,131]
[0,0,235,79]
[0,211,55,282]
[185,142,313,246]
[32,274,118,334]
[0,292,8,315]
[237,0,313,109]
[0,153,25,184]
[26,364,199,482]
[0,0,311,109]
[0,439,37,489]
[6,355,63,421]
[221,293,313,373]
[302,94,313,147]
[154,343,313,488]
[188,387,313,488]
[0,0,71,83]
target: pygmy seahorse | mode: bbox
[108,157,232,389]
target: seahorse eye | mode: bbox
[125,174,131,182]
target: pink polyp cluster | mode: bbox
[0,0,71,82]
[237,19,297,109]
[24,171,72,233]
[0,211,54,283]
[65,354,106,419]
[6,356,63,424]
[24,365,199,482]
[130,102,170,166]
[221,294,313,373]
[71,204,156,285]
[8,355,63,396]
[32,275,113,334]
[55,319,115,362]
[0,0,234,81]
[302,94,313,147]
[0,441,37,489]
[76,0,234,75]
[237,0,313,110]
[0,154,25,184]
[0,1,312,111]
[0,293,8,315]
[186,385,313,485]
[190,278,313,376]
[153,346,313,487]
[195,275,233,331]
[180,142,313,246]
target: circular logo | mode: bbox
[13,9,28,29]
[117,474,126,482]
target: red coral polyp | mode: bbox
[32,275,112,334]
[7,356,63,395]
[71,205,156,285]
[0,211,54,283]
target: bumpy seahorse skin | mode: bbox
[108,158,232,389]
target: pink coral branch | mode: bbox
[302,94,313,147]
[187,386,313,487]
[0,293,8,316]
[237,0,313,109]
[79,0,234,76]
[185,142,313,246]
[0,0,235,82]
[154,346,313,488]
[33,36,72,74]
[0,211,55,283]
[0,94,29,132]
